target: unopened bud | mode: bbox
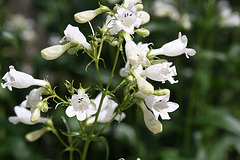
[74,5,109,23]
[30,107,41,123]
[135,4,143,11]
[41,43,72,60]
[135,28,150,37]
[41,102,49,112]
[154,89,170,96]
[138,11,150,25]
[25,127,50,142]
[127,75,134,82]
[133,70,154,95]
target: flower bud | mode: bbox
[135,4,143,11]
[135,28,150,37]
[74,6,109,23]
[138,11,150,25]
[41,43,72,60]
[40,102,48,112]
[31,107,41,123]
[154,89,170,96]
[138,101,162,134]
[132,70,154,95]
[25,127,50,142]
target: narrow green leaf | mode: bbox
[99,136,109,160]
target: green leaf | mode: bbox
[60,129,80,137]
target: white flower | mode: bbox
[124,33,150,67]
[1,65,48,91]
[65,89,96,121]
[21,87,47,108]
[150,32,196,58]
[138,101,162,134]
[87,93,125,124]
[9,106,47,125]
[141,62,178,84]
[106,5,143,35]
[136,93,179,120]
[119,61,130,77]
[62,24,91,50]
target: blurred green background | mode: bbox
[0,0,240,159]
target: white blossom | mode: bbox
[123,0,142,7]
[65,89,96,121]
[1,65,48,91]
[106,5,143,35]
[136,93,179,120]
[124,33,150,67]
[150,32,196,58]
[21,87,47,108]
[62,24,91,50]
[9,106,47,125]
[87,93,125,124]
[138,101,162,134]
[142,62,178,84]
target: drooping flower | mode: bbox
[65,89,96,121]
[124,33,150,67]
[150,32,196,58]
[106,5,143,35]
[141,62,178,84]
[87,92,125,124]
[1,65,48,91]
[136,93,179,120]
[9,106,47,125]
[138,101,162,134]
[21,87,47,108]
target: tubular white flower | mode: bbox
[8,106,47,125]
[63,24,91,50]
[142,62,178,84]
[21,87,47,108]
[136,93,179,120]
[138,101,162,134]
[1,65,48,91]
[150,32,196,58]
[87,92,125,124]
[124,33,150,67]
[106,5,143,35]
[65,89,96,121]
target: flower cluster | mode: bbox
[2,0,196,159]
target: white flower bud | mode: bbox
[135,28,150,37]
[154,89,170,96]
[25,127,50,142]
[138,101,162,134]
[41,43,72,60]
[133,70,154,95]
[138,11,150,25]
[135,4,143,11]
[31,107,41,123]
[74,6,109,23]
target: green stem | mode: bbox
[106,46,120,91]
